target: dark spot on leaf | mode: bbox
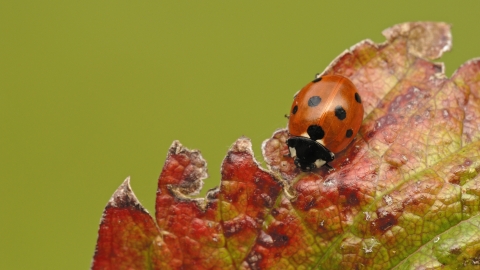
[292,105,298,114]
[449,246,462,255]
[308,96,321,107]
[346,129,353,138]
[335,106,347,120]
[256,212,265,221]
[338,184,360,206]
[447,167,462,185]
[302,196,316,211]
[365,131,375,139]
[223,217,256,238]
[271,208,279,216]
[338,170,348,178]
[259,223,291,248]
[307,125,325,140]
[259,193,273,208]
[472,250,480,265]
[223,221,240,238]
[371,212,397,234]
[446,158,480,185]
[270,232,289,247]
[247,174,282,209]
[402,196,420,209]
[355,92,362,103]
[223,187,243,204]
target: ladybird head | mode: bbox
[287,136,335,171]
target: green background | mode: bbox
[1,1,480,269]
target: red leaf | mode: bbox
[92,178,167,270]
[92,22,480,269]
[154,138,283,269]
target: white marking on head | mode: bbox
[289,147,297,158]
[315,139,325,145]
[314,159,326,168]
[300,132,310,138]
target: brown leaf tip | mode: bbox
[230,136,254,155]
[382,22,452,60]
[107,176,147,213]
[166,140,208,196]
[169,140,187,155]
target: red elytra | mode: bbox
[287,74,364,170]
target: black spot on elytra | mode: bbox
[346,129,353,138]
[355,92,362,103]
[292,105,298,114]
[308,96,321,107]
[312,75,322,83]
[307,125,324,140]
[371,212,397,234]
[335,105,347,120]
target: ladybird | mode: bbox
[287,74,364,170]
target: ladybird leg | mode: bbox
[324,163,333,169]
[284,114,290,119]
[312,73,322,83]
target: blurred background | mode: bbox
[1,1,480,269]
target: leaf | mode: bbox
[92,22,480,269]
[92,178,167,269]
